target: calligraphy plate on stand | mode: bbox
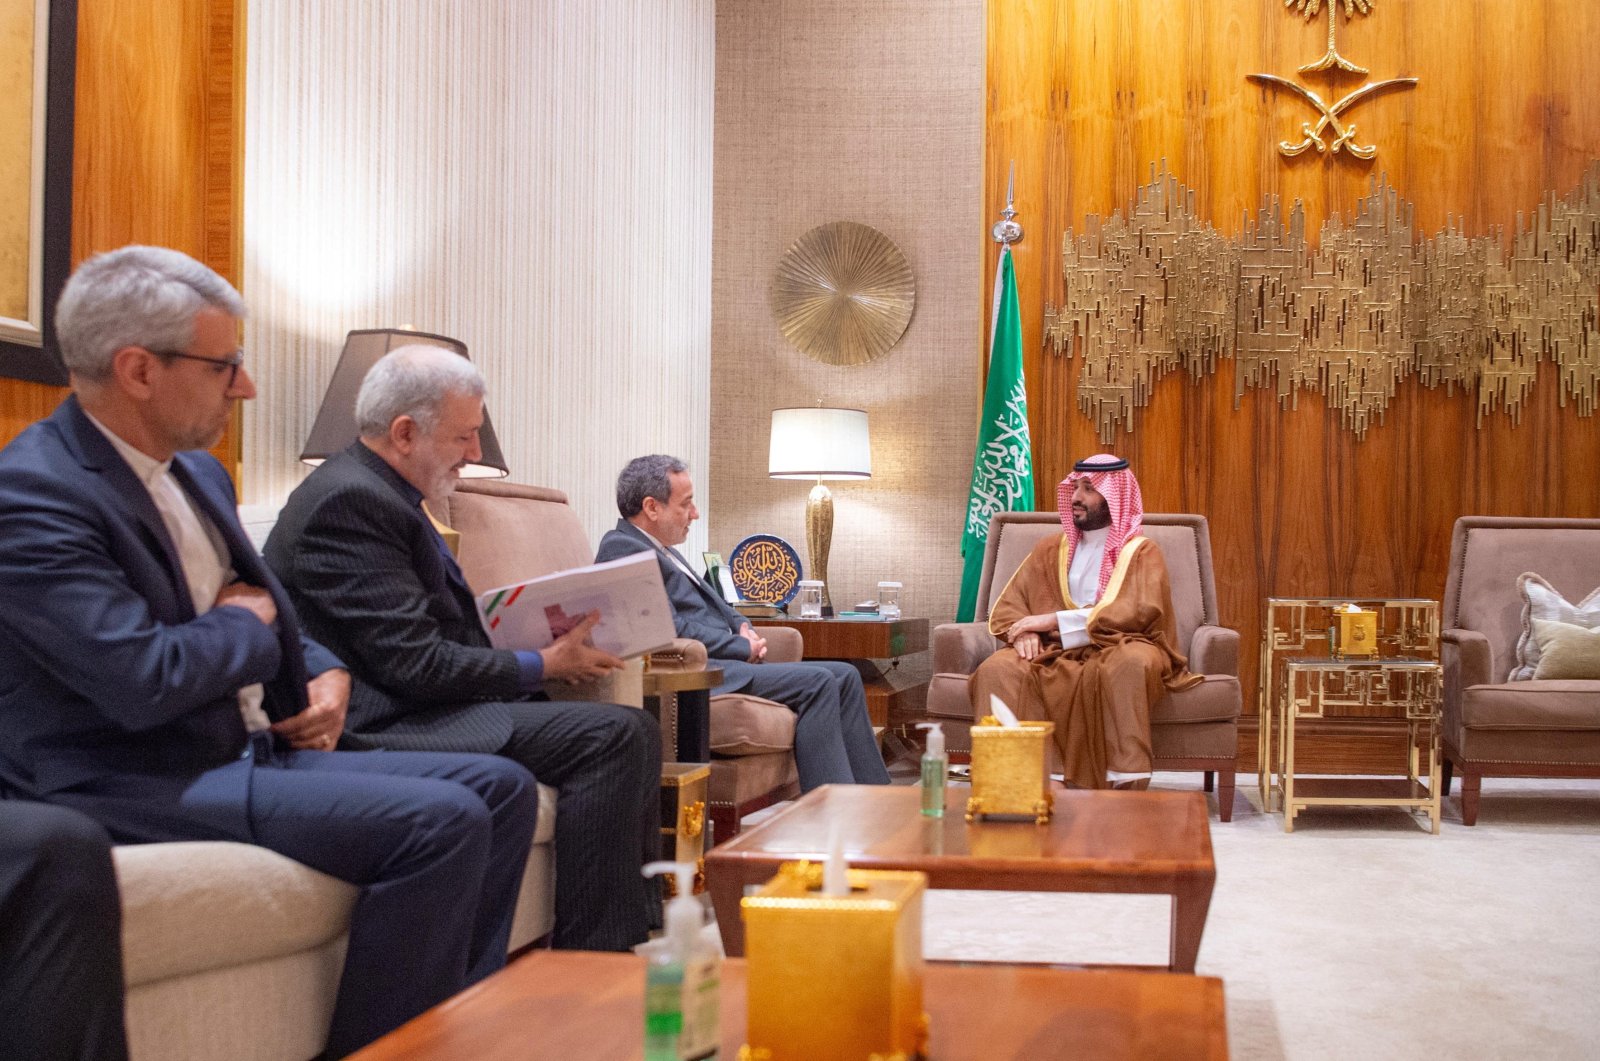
[728,534,804,607]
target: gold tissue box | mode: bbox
[1338,609,1379,658]
[740,861,928,1061]
[966,717,1054,823]
[659,762,710,892]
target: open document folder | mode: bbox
[476,550,677,659]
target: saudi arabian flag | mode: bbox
[956,244,1034,622]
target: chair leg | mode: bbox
[1440,756,1454,796]
[1203,770,1214,793]
[1460,772,1482,826]
[1216,769,1235,822]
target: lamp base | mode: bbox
[804,482,834,615]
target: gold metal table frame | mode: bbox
[1258,598,1440,818]
[1279,657,1443,833]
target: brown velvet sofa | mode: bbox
[1440,516,1600,824]
[927,512,1241,820]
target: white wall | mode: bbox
[242,1,715,557]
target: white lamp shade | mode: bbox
[767,407,872,480]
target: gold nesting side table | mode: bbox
[1278,656,1443,833]
[1258,597,1440,814]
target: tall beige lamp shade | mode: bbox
[300,328,509,477]
[768,407,871,616]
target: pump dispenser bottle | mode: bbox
[641,861,720,1061]
[916,722,948,818]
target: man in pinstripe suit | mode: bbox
[265,346,660,953]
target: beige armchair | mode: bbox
[442,480,800,845]
[928,512,1242,820]
[1440,516,1600,824]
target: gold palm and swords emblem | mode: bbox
[1248,0,1418,160]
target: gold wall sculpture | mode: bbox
[1044,162,1600,441]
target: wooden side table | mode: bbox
[1279,657,1442,833]
[750,616,929,727]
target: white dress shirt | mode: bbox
[86,413,270,732]
[1054,526,1108,651]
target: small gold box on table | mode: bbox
[659,762,709,894]
[1338,608,1379,658]
[966,717,1054,823]
[738,861,928,1061]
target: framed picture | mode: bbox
[0,0,76,386]
[703,551,739,604]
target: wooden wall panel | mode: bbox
[987,0,1600,770]
[0,0,240,469]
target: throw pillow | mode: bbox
[1531,619,1600,680]
[1510,573,1600,681]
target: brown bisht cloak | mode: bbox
[969,533,1201,788]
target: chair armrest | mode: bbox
[760,626,803,663]
[1442,628,1493,709]
[1188,625,1240,677]
[933,622,1001,675]
[649,638,709,672]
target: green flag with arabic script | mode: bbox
[957,245,1034,622]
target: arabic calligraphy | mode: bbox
[964,378,1033,537]
[729,540,801,605]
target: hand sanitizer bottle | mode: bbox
[916,722,948,818]
[641,862,720,1061]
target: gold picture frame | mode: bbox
[0,0,75,386]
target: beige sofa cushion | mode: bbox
[1532,620,1600,680]
[709,694,795,754]
[113,842,358,989]
[1510,573,1600,681]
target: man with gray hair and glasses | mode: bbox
[598,455,890,790]
[0,246,539,1057]
[266,345,660,953]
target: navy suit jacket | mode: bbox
[264,443,524,753]
[0,396,339,806]
[595,520,761,695]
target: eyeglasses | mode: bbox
[149,348,245,387]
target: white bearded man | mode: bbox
[969,455,1201,789]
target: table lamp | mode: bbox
[767,407,871,616]
[299,328,509,478]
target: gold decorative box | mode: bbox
[1338,608,1379,658]
[659,762,709,893]
[739,861,928,1061]
[966,717,1054,823]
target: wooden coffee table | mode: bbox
[705,784,1216,972]
[349,950,1229,1060]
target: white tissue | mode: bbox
[989,694,1022,728]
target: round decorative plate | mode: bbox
[770,221,915,366]
[728,534,804,606]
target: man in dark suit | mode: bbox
[0,801,126,1061]
[0,246,538,1058]
[596,455,889,791]
[264,345,660,953]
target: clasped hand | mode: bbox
[541,611,626,682]
[1006,613,1058,662]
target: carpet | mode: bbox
[914,776,1600,1060]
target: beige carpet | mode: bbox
[911,776,1600,1060]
